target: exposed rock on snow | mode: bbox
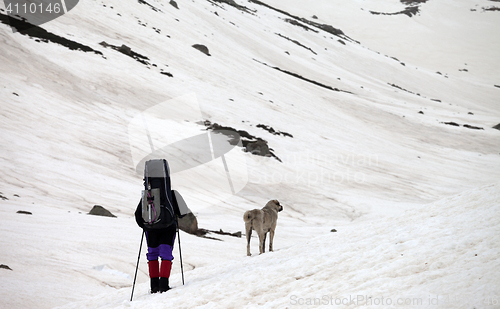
[463,124,484,130]
[169,0,179,9]
[370,6,420,17]
[370,0,428,17]
[137,0,162,12]
[276,33,317,55]
[442,122,484,130]
[0,264,12,271]
[211,0,254,13]
[192,44,211,56]
[16,210,32,215]
[249,0,350,40]
[88,205,116,218]
[0,13,103,55]
[255,59,353,94]
[245,139,271,157]
[256,124,293,137]
[178,212,198,234]
[99,42,150,65]
[203,120,282,162]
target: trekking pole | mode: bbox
[131,230,145,301]
[177,224,185,285]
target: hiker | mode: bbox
[135,200,177,293]
[135,159,178,294]
[134,159,190,294]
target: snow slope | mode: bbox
[57,182,500,309]
[0,0,499,307]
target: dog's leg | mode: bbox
[269,229,275,252]
[262,232,267,254]
[246,226,252,256]
[258,232,265,254]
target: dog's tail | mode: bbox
[243,210,254,223]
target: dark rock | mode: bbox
[0,13,103,55]
[257,124,293,137]
[463,124,484,130]
[276,33,317,55]
[118,44,132,56]
[203,120,283,162]
[0,264,12,271]
[178,212,198,234]
[443,122,460,127]
[0,193,8,200]
[284,18,315,32]
[100,41,151,65]
[249,0,355,42]
[16,210,32,215]
[138,0,162,12]
[196,228,241,238]
[256,59,353,94]
[88,205,116,217]
[331,229,337,232]
[211,0,253,13]
[370,6,420,17]
[315,23,344,36]
[246,140,271,156]
[493,123,500,130]
[169,0,179,9]
[400,0,428,4]
[418,111,424,114]
[192,44,211,56]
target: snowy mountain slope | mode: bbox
[58,182,500,309]
[264,0,500,86]
[0,0,499,307]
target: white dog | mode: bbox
[243,200,283,256]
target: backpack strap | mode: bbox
[162,159,175,218]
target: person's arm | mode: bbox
[135,199,145,229]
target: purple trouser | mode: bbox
[145,230,176,261]
[146,243,175,261]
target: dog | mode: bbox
[243,200,283,256]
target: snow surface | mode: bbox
[0,0,499,308]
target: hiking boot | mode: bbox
[150,277,160,294]
[159,277,170,292]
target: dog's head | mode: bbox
[270,199,283,212]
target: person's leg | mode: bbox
[146,232,161,293]
[158,227,176,292]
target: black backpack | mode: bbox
[141,159,176,229]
